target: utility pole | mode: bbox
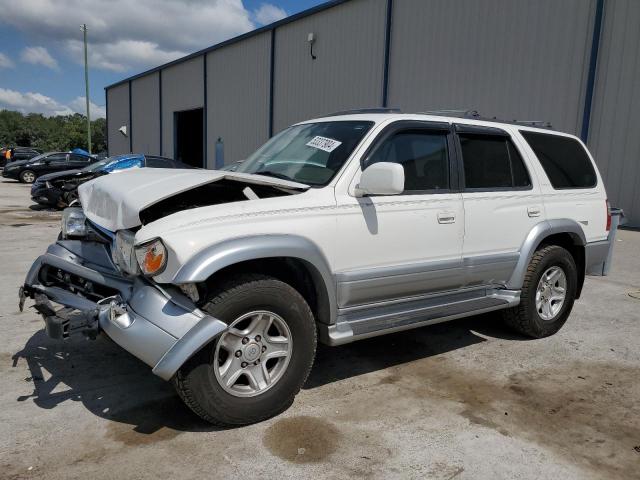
[81,24,92,154]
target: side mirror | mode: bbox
[354,162,404,197]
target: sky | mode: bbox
[0,0,324,119]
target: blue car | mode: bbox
[31,154,194,208]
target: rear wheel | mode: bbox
[20,170,36,183]
[174,274,317,426]
[503,245,577,338]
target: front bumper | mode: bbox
[31,184,62,206]
[21,240,227,380]
[2,169,19,179]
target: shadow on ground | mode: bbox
[11,312,522,433]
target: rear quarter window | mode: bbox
[520,131,597,189]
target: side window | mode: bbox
[520,131,597,189]
[145,157,173,168]
[47,154,67,163]
[366,130,450,192]
[459,134,531,189]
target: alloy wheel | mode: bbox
[535,266,567,321]
[213,311,292,397]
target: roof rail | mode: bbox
[419,109,553,129]
[327,107,401,116]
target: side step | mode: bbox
[321,288,519,346]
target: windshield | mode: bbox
[235,121,374,186]
[82,158,111,172]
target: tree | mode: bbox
[0,109,107,153]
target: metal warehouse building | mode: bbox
[105,0,640,226]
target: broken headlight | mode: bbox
[61,207,87,238]
[112,229,140,275]
[135,238,167,276]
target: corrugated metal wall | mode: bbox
[272,0,386,132]
[106,83,130,155]
[206,32,271,167]
[106,0,640,223]
[388,0,596,136]
[160,56,204,158]
[131,73,160,155]
[588,0,640,226]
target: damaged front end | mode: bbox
[20,210,228,381]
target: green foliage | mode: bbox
[0,110,107,154]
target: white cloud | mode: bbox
[65,39,187,72]
[0,88,106,118]
[69,96,106,119]
[0,52,14,68]
[254,3,287,25]
[21,46,59,70]
[0,0,258,72]
[0,88,72,116]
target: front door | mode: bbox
[334,121,464,309]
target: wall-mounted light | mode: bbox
[307,32,317,60]
[118,125,128,136]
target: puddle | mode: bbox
[362,357,640,479]
[263,416,341,463]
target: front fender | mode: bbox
[172,234,338,323]
[151,315,228,380]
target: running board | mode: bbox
[320,288,520,346]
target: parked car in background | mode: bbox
[2,151,96,183]
[31,154,194,208]
[1,146,41,168]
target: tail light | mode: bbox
[605,199,611,232]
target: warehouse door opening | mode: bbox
[174,108,204,168]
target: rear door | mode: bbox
[335,121,465,308]
[456,124,543,287]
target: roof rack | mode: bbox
[327,107,401,116]
[419,109,553,129]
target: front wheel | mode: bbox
[502,245,577,338]
[20,170,36,183]
[174,274,317,426]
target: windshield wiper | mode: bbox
[252,170,294,181]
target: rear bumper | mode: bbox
[22,240,227,380]
[585,239,610,276]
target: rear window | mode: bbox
[520,131,597,189]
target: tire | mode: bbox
[502,245,577,338]
[60,189,78,208]
[174,274,317,426]
[20,170,36,183]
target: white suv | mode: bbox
[21,109,613,426]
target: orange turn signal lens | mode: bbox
[134,239,167,276]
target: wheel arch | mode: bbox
[172,235,337,325]
[508,219,587,297]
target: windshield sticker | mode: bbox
[306,136,342,153]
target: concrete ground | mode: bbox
[0,178,638,480]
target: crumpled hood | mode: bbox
[78,168,309,231]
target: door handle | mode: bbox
[437,212,456,224]
[527,206,542,217]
